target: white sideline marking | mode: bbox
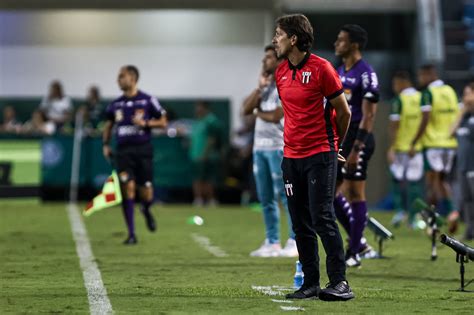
[191,233,228,257]
[271,299,293,304]
[253,286,305,312]
[252,285,293,296]
[280,306,305,311]
[67,203,113,315]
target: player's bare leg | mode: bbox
[139,184,156,232]
[425,171,438,206]
[122,179,137,244]
[192,181,205,207]
[439,173,458,233]
[203,181,218,207]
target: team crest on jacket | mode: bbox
[302,71,312,84]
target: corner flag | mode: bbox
[83,171,122,217]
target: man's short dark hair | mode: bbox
[124,65,140,82]
[466,80,474,90]
[196,100,210,110]
[393,70,412,82]
[275,14,314,52]
[419,64,437,72]
[264,44,284,60]
[340,24,368,50]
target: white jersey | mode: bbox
[253,80,284,151]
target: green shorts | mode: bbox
[193,159,217,182]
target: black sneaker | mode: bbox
[285,285,320,300]
[123,235,138,245]
[144,212,157,232]
[319,281,354,301]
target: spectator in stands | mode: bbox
[84,86,104,128]
[40,80,73,130]
[0,106,22,133]
[22,109,56,135]
[78,86,105,135]
[190,101,222,207]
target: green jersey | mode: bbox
[420,80,459,148]
[190,112,222,161]
[390,87,422,152]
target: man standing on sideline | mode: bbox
[452,82,474,241]
[103,65,167,245]
[243,45,297,258]
[410,65,459,228]
[387,71,424,227]
[190,101,222,207]
[273,14,353,301]
[333,25,380,267]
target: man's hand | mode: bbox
[387,147,395,164]
[345,149,360,174]
[408,144,416,158]
[132,116,147,128]
[103,144,112,159]
[258,72,271,90]
[337,150,346,163]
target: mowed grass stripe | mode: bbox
[0,200,90,314]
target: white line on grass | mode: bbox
[251,285,294,296]
[252,286,305,312]
[280,306,305,311]
[67,203,113,315]
[191,233,229,257]
[271,299,293,304]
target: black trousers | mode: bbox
[282,151,346,286]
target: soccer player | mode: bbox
[242,45,297,258]
[410,65,459,221]
[102,65,167,245]
[273,14,353,301]
[333,25,380,267]
[387,71,424,227]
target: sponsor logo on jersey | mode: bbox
[302,71,312,84]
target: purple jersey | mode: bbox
[337,59,379,123]
[106,90,165,146]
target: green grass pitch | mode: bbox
[1,199,473,314]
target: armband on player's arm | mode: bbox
[363,91,380,103]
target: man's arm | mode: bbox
[409,89,432,155]
[256,106,284,123]
[242,89,262,115]
[387,120,399,162]
[201,136,217,161]
[355,99,377,147]
[330,93,351,142]
[411,112,430,147]
[102,120,114,159]
[134,115,168,129]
